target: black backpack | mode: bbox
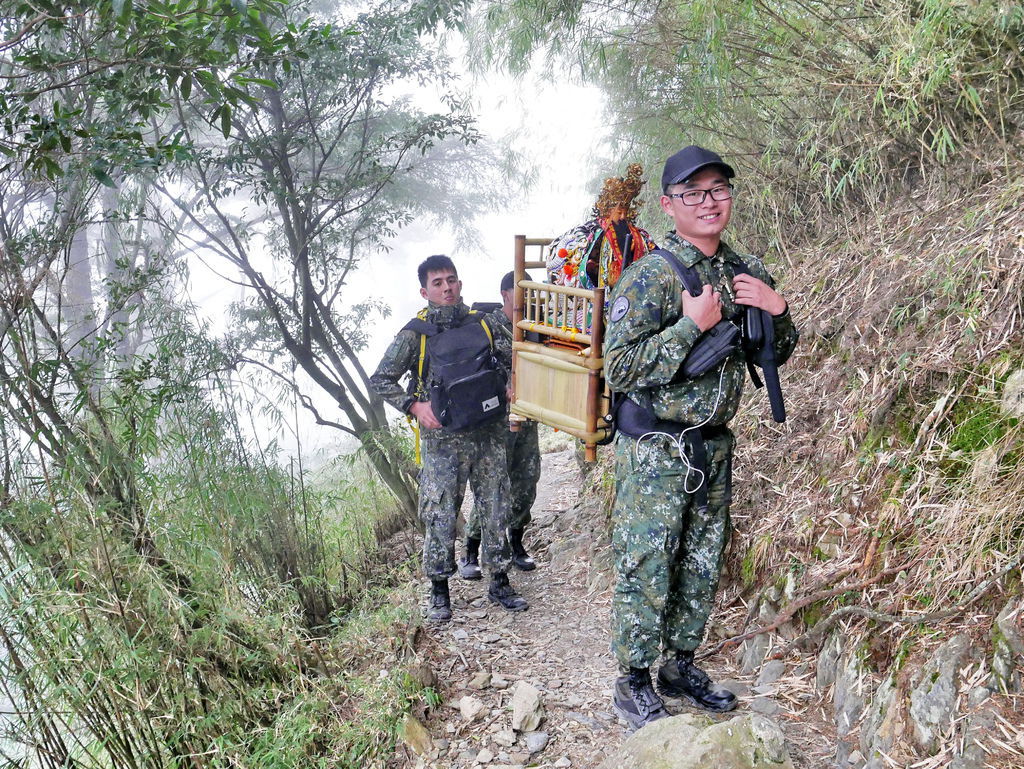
[403,311,507,432]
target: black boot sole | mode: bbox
[612,701,670,732]
[512,557,536,572]
[611,702,644,733]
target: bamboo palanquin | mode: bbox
[510,235,613,461]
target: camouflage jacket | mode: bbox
[370,300,512,419]
[604,232,798,426]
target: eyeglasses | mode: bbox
[666,184,735,206]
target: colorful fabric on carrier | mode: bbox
[546,217,656,332]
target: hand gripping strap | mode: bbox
[649,248,741,379]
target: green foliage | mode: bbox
[0,0,301,178]
[0,356,419,768]
[473,0,1024,248]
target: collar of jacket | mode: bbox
[664,232,744,269]
[422,301,470,327]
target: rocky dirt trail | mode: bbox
[404,447,838,768]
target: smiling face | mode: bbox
[420,269,462,306]
[660,166,733,255]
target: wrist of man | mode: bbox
[402,396,417,414]
[772,302,790,319]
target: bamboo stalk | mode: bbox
[512,340,602,369]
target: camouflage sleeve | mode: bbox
[369,328,420,414]
[485,311,513,379]
[604,259,703,392]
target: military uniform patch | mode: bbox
[610,296,630,322]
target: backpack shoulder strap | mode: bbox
[401,310,438,397]
[402,307,439,337]
[651,247,703,297]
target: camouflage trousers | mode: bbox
[419,423,513,579]
[610,428,734,670]
[467,419,540,538]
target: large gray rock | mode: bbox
[596,712,795,769]
[860,674,905,766]
[833,645,868,738]
[908,634,971,753]
[1000,368,1024,417]
[737,593,778,674]
[816,631,843,691]
[991,597,1024,693]
[950,704,994,769]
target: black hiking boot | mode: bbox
[657,650,737,712]
[612,667,670,732]
[427,579,452,622]
[509,528,536,572]
[487,572,528,612]
[459,537,482,580]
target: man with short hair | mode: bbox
[460,271,541,579]
[604,146,798,730]
[370,255,529,621]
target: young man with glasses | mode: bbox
[603,146,799,730]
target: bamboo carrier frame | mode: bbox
[510,235,613,461]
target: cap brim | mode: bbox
[665,161,735,187]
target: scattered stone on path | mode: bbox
[749,697,781,715]
[399,714,433,757]
[459,695,486,722]
[453,628,469,641]
[548,678,563,689]
[553,758,572,768]
[482,633,502,644]
[469,670,492,690]
[597,712,795,769]
[408,659,437,689]
[492,676,511,690]
[565,711,605,730]
[524,731,550,754]
[510,681,545,732]
[719,679,750,697]
[476,746,494,763]
[493,729,517,747]
[756,660,786,687]
[467,609,488,619]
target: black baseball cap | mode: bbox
[661,145,735,190]
[500,271,515,292]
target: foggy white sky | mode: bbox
[188,67,614,459]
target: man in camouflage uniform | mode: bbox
[460,271,541,579]
[604,146,798,730]
[370,255,529,621]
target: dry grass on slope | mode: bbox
[725,160,1024,641]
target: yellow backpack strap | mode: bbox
[417,332,427,388]
[408,306,430,464]
[479,317,494,348]
[406,415,422,465]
